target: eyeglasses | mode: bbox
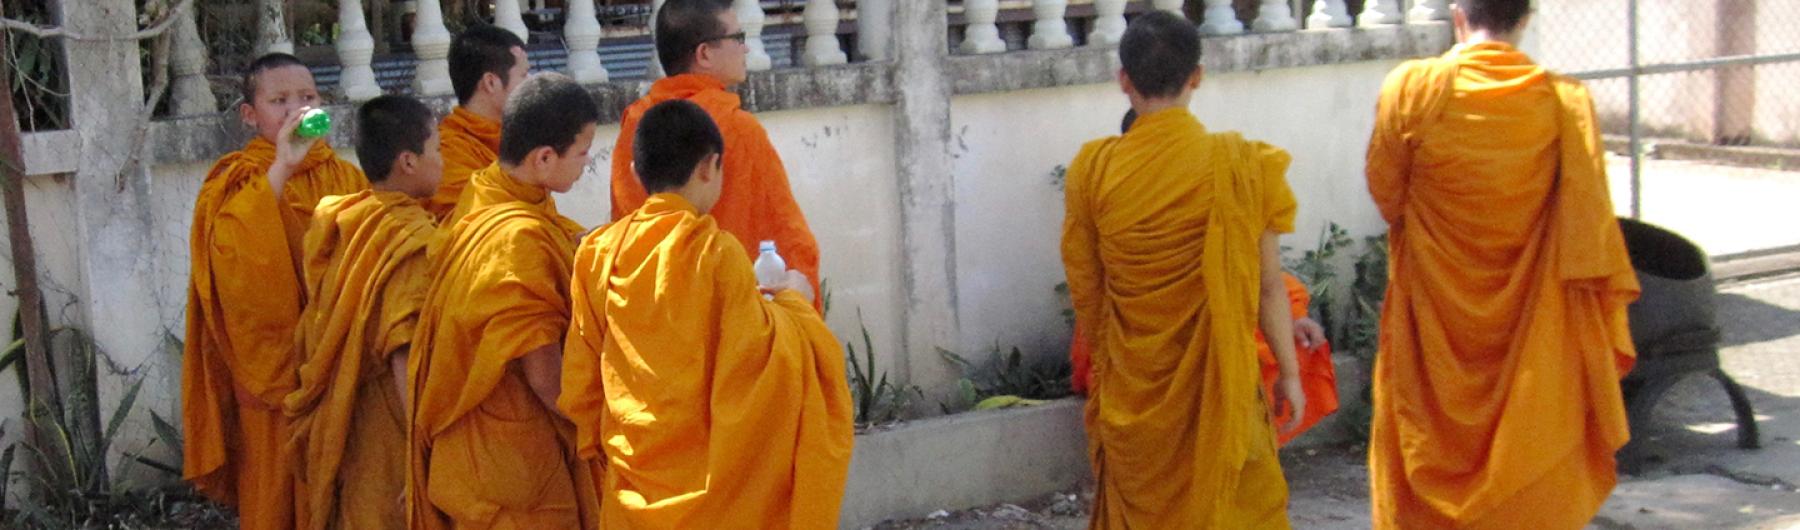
[703,32,747,45]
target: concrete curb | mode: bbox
[839,398,1090,529]
[1603,135,1800,171]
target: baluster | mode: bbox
[1409,0,1451,23]
[734,0,773,70]
[336,0,381,101]
[494,0,530,41]
[802,0,848,66]
[170,1,217,114]
[959,0,1005,54]
[1251,0,1297,32]
[1028,0,1073,50]
[1088,0,1127,46]
[565,0,610,83]
[1306,0,1352,29]
[411,0,454,96]
[1358,0,1403,26]
[1200,0,1243,35]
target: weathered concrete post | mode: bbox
[891,1,961,397]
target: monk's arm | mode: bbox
[521,344,566,418]
[391,347,411,414]
[1365,70,1415,227]
[1260,232,1304,432]
[1060,148,1105,344]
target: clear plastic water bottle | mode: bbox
[753,240,787,291]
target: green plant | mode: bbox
[1050,164,1069,192]
[938,344,1072,413]
[1053,282,1074,330]
[843,311,920,427]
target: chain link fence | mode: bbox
[1531,0,1800,258]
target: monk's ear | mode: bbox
[1186,66,1203,91]
[238,101,257,128]
[1116,69,1135,97]
[480,72,503,97]
[396,151,418,175]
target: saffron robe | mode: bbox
[285,190,435,530]
[406,166,598,530]
[1365,42,1639,529]
[1061,108,1298,529]
[427,107,502,219]
[609,74,821,302]
[561,193,853,529]
[184,137,368,530]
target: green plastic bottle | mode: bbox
[294,108,332,139]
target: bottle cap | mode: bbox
[759,240,777,253]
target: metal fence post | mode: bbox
[1628,0,1643,219]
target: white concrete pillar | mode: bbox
[1028,0,1073,50]
[855,0,894,61]
[1409,0,1452,23]
[1151,0,1184,16]
[1251,0,1298,31]
[1306,0,1353,29]
[335,0,381,101]
[734,0,773,70]
[1358,0,1404,26]
[256,0,294,54]
[1088,0,1127,46]
[494,0,530,42]
[564,0,610,83]
[958,0,1005,54]
[802,0,848,66]
[411,0,454,96]
[1200,0,1244,35]
[170,1,217,115]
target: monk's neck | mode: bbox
[1131,99,1190,119]
[498,163,549,192]
[1459,29,1522,48]
[464,100,503,123]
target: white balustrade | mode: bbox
[494,0,530,42]
[1409,0,1452,23]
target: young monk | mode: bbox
[283,95,442,530]
[183,52,368,530]
[611,0,821,303]
[406,73,600,530]
[561,100,854,529]
[427,24,530,220]
[1365,1,1638,527]
[1061,12,1303,528]
[1069,109,1337,445]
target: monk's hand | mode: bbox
[1293,317,1326,350]
[269,106,320,192]
[779,270,815,303]
[1276,373,1306,435]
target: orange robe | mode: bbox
[184,138,368,529]
[427,107,502,219]
[610,74,821,302]
[1365,42,1639,529]
[561,193,854,529]
[284,191,435,530]
[1069,273,1339,445]
[406,164,598,530]
[1061,108,1297,528]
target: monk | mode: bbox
[562,99,854,529]
[611,0,821,303]
[1364,1,1639,528]
[284,95,442,530]
[1061,12,1304,528]
[1070,110,1337,446]
[182,52,367,530]
[407,73,601,530]
[427,24,529,219]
